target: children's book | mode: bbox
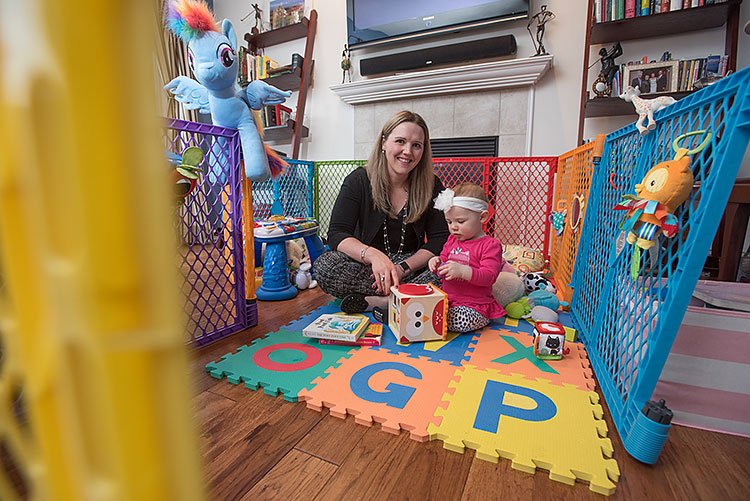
[302,314,369,342]
[318,323,383,346]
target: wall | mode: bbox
[213,0,750,164]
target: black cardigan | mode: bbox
[327,167,449,256]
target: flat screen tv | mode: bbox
[346,0,529,49]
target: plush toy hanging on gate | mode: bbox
[613,129,711,279]
[164,0,291,182]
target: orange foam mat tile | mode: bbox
[467,327,595,391]
[299,348,461,442]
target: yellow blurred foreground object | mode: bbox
[0,1,204,499]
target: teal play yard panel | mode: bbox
[570,67,750,463]
[313,160,366,240]
[252,159,314,219]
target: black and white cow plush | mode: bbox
[522,272,557,295]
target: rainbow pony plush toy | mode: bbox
[164,0,290,182]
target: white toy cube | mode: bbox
[532,321,566,360]
[389,283,447,343]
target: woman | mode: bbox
[313,110,449,313]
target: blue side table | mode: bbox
[254,221,327,301]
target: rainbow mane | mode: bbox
[165,0,219,41]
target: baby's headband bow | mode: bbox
[433,188,489,213]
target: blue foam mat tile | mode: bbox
[373,327,476,366]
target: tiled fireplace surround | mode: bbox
[329,55,553,159]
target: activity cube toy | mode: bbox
[389,283,447,343]
[532,321,566,360]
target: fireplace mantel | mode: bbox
[330,55,552,105]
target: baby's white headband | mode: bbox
[433,188,489,213]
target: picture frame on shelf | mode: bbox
[623,61,680,95]
[270,0,305,30]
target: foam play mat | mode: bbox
[206,303,620,495]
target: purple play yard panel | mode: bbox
[165,118,256,346]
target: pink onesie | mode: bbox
[439,235,506,319]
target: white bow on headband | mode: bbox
[433,188,489,213]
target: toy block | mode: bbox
[532,322,566,360]
[388,283,447,344]
[564,325,578,342]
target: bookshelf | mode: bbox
[577,0,743,145]
[244,10,317,158]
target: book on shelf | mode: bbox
[626,0,637,17]
[318,323,384,346]
[302,314,370,342]
[291,53,304,72]
[595,0,726,22]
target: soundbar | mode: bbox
[360,35,517,77]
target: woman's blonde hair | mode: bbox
[364,110,434,223]
[452,182,489,205]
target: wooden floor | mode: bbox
[192,287,750,500]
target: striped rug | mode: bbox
[652,306,750,437]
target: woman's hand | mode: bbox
[428,256,441,273]
[438,261,471,282]
[366,248,400,295]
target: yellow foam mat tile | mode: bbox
[428,365,620,496]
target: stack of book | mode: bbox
[303,314,371,343]
[595,0,728,23]
[319,323,384,347]
[675,55,730,91]
[237,50,284,86]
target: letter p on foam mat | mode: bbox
[428,365,620,496]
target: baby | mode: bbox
[429,183,506,332]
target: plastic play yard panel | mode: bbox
[166,118,256,346]
[570,67,750,462]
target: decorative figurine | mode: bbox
[252,3,263,31]
[527,5,555,56]
[619,85,676,135]
[591,42,622,97]
[240,3,263,31]
[341,44,351,84]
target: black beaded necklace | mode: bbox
[383,204,407,258]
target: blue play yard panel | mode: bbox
[252,159,315,219]
[570,67,750,463]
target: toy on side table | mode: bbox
[389,284,447,344]
[532,321,566,360]
[253,217,326,300]
[618,85,676,136]
[614,129,710,279]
